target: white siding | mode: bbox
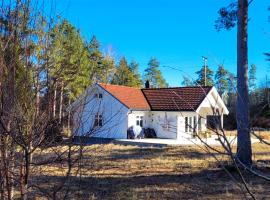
[72,85,129,139]
[150,111,207,139]
[127,111,150,128]
[128,111,208,139]
[150,111,178,139]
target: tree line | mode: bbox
[182,63,270,129]
[0,1,169,197]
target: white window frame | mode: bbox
[136,116,143,127]
[94,114,103,127]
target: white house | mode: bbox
[71,83,229,139]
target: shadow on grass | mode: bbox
[30,169,241,200]
[102,147,220,161]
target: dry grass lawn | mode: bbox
[30,141,270,200]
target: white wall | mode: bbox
[72,85,129,139]
[71,85,224,139]
[150,111,178,139]
[127,111,150,128]
[149,111,207,139]
[197,87,229,115]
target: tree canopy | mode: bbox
[215,65,229,94]
[195,65,214,86]
[144,58,168,88]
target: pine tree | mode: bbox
[181,76,194,86]
[144,58,168,88]
[112,57,138,87]
[215,65,229,94]
[129,60,143,87]
[195,65,214,86]
[249,64,257,92]
[87,36,115,83]
[227,72,237,92]
[216,0,252,166]
[48,19,91,122]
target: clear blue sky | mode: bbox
[52,0,269,86]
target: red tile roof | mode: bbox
[142,86,213,111]
[98,83,150,110]
[98,83,212,111]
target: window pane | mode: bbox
[140,120,143,127]
[94,119,98,127]
[189,117,192,132]
[185,117,188,132]
[193,116,196,133]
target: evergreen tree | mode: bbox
[195,65,214,86]
[227,72,237,92]
[87,35,115,83]
[49,19,90,100]
[129,60,143,87]
[144,58,168,88]
[181,76,194,86]
[215,65,229,94]
[112,57,139,87]
[216,0,252,166]
[249,64,257,92]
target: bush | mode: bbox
[43,120,63,145]
[253,117,270,129]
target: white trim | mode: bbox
[196,87,229,115]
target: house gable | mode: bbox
[196,87,229,115]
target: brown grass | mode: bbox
[29,142,270,200]
[225,130,270,138]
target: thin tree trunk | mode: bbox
[67,97,71,135]
[53,83,57,118]
[35,74,40,116]
[59,81,64,124]
[21,150,29,200]
[0,50,5,200]
[236,0,252,167]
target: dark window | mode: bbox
[94,115,103,127]
[95,93,103,99]
[189,117,192,132]
[193,116,197,133]
[136,116,143,127]
[185,117,188,132]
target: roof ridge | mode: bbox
[142,86,213,90]
[98,83,141,89]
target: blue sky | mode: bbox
[53,0,269,86]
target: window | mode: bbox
[189,117,193,132]
[136,116,143,127]
[185,117,188,132]
[193,116,197,133]
[94,114,103,127]
[95,93,103,99]
[198,117,202,131]
[185,117,195,133]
